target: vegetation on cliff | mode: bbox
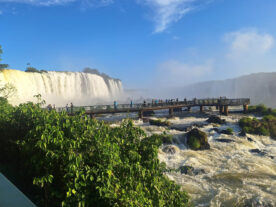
[0,97,190,207]
[239,105,276,139]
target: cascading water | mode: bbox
[0,69,123,106]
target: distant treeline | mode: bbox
[83,67,121,81]
[23,66,120,81]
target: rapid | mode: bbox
[134,110,276,207]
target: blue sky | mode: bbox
[1,0,276,89]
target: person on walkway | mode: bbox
[143,100,146,107]
[114,101,117,110]
[47,104,52,111]
[66,104,69,112]
[70,103,73,113]
[130,100,133,108]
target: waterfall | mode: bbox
[0,69,123,106]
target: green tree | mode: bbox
[0,45,9,69]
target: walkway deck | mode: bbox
[57,98,250,118]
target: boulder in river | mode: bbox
[170,125,192,132]
[162,145,177,154]
[149,119,171,127]
[178,165,206,176]
[186,128,210,150]
[220,128,234,135]
[215,139,235,143]
[206,115,226,124]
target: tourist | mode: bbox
[130,100,133,108]
[70,103,73,113]
[114,101,117,110]
[47,104,52,111]
[66,104,69,112]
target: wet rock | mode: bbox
[186,128,210,150]
[243,197,275,207]
[170,125,192,132]
[249,149,267,156]
[206,115,226,124]
[220,128,234,135]
[193,123,208,128]
[239,131,246,136]
[178,165,205,176]
[162,145,177,154]
[250,149,274,159]
[215,139,235,143]
[209,127,220,133]
[247,137,254,142]
[149,119,171,127]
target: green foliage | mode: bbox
[25,67,40,73]
[226,128,233,135]
[189,136,200,150]
[186,128,209,150]
[248,104,276,117]
[25,67,48,73]
[239,116,276,138]
[0,102,190,207]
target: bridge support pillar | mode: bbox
[219,106,224,114]
[138,110,144,119]
[243,104,248,114]
[224,106,229,116]
[187,106,191,112]
[200,106,204,112]
[169,108,173,116]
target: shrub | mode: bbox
[0,102,190,207]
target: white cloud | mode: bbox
[138,0,212,33]
[224,29,274,58]
[156,59,213,87]
[0,0,113,6]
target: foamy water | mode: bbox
[135,112,276,207]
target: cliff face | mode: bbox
[174,72,276,107]
[0,69,123,106]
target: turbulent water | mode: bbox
[132,110,276,207]
[0,69,123,106]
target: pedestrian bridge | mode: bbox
[56,98,250,118]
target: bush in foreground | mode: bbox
[0,101,190,207]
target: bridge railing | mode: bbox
[53,98,250,113]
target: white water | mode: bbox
[0,69,123,106]
[134,111,276,207]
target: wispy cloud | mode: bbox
[224,28,274,59]
[0,0,113,6]
[138,0,213,33]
